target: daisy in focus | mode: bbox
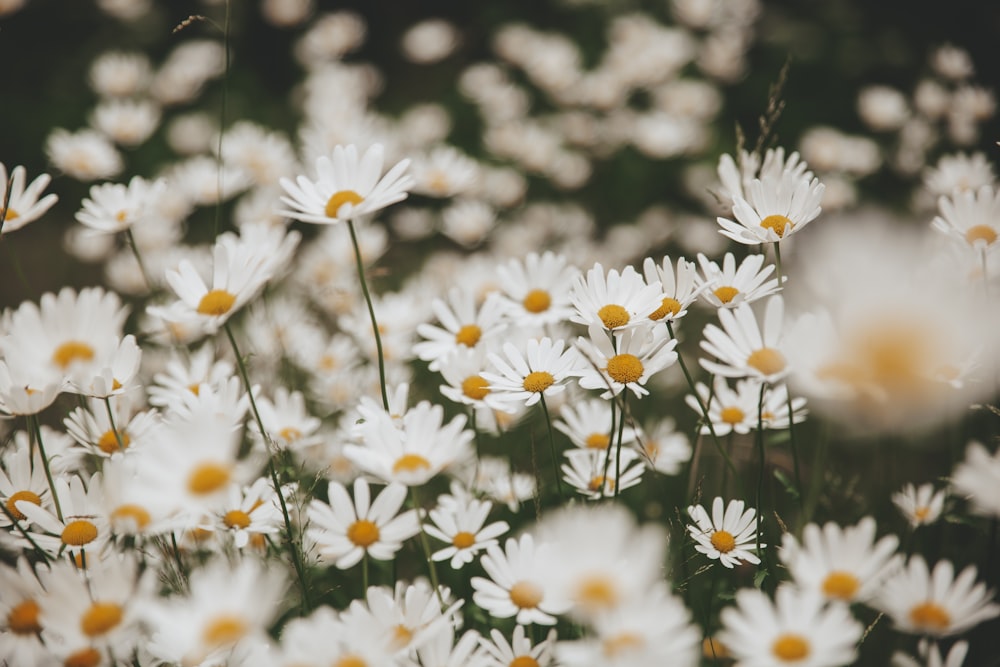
[695,252,781,309]
[575,323,677,399]
[641,254,707,323]
[481,337,580,409]
[686,497,762,569]
[569,263,664,332]
[717,160,825,245]
[424,494,509,569]
[700,296,790,384]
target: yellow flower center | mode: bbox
[822,571,860,601]
[97,429,130,454]
[391,624,413,650]
[7,599,41,634]
[202,614,248,647]
[772,633,810,661]
[111,504,151,531]
[588,475,614,492]
[574,574,619,611]
[347,519,380,547]
[761,214,794,238]
[325,189,364,218]
[392,453,431,475]
[522,289,551,313]
[187,462,231,495]
[455,324,482,347]
[6,490,42,521]
[603,632,644,657]
[710,530,736,553]
[703,637,730,659]
[64,647,102,667]
[914,506,930,522]
[4,208,19,221]
[713,286,739,304]
[52,341,95,369]
[720,406,745,425]
[909,601,951,631]
[510,657,540,667]
[585,433,610,449]
[523,371,555,393]
[965,224,997,246]
[81,602,123,637]
[462,375,490,400]
[224,510,251,530]
[606,354,643,384]
[452,531,476,549]
[509,580,543,609]
[649,297,682,320]
[197,289,237,316]
[747,347,786,376]
[115,210,128,223]
[335,656,368,667]
[62,519,99,546]
[279,427,302,442]
[597,304,630,329]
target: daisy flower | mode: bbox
[932,184,1000,254]
[641,254,707,323]
[215,477,286,549]
[876,556,1000,637]
[685,376,807,436]
[570,263,664,332]
[307,477,419,568]
[17,472,112,560]
[950,441,1000,518]
[494,251,580,328]
[424,495,510,569]
[893,482,947,528]
[554,397,635,452]
[44,128,123,181]
[278,143,414,224]
[892,639,969,667]
[718,584,862,667]
[471,456,537,513]
[254,387,322,451]
[0,361,61,416]
[411,145,479,197]
[686,497,762,569]
[75,175,167,235]
[418,629,491,667]
[780,517,901,604]
[575,323,677,399]
[0,444,53,530]
[0,162,58,234]
[481,337,581,409]
[717,166,825,245]
[634,418,691,476]
[0,559,50,666]
[700,296,790,384]
[561,447,645,499]
[480,626,557,667]
[91,98,161,146]
[471,534,570,626]
[147,344,234,409]
[63,398,160,459]
[438,346,515,415]
[414,288,507,371]
[695,252,781,309]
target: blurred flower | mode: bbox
[480,625,556,667]
[45,128,123,181]
[858,85,910,131]
[892,639,968,667]
[471,534,569,625]
[951,441,1000,518]
[401,19,460,64]
[893,482,947,528]
[561,447,645,499]
[0,163,58,234]
[424,494,509,569]
[932,184,1000,254]
[75,176,166,235]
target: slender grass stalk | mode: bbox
[538,394,566,502]
[755,383,766,556]
[103,396,126,452]
[600,392,617,500]
[362,552,370,593]
[347,219,390,411]
[223,322,311,611]
[214,0,231,238]
[124,229,155,294]
[29,414,63,522]
[409,485,445,607]
[613,390,628,498]
[0,501,52,562]
[772,243,803,510]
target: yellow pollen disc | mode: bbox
[603,632,643,658]
[452,531,476,549]
[649,297,682,320]
[720,406,745,425]
[111,504,151,530]
[761,214,794,238]
[391,624,413,650]
[224,510,251,529]
[597,304,631,329]
[249,533,267,550]
[462,375,490,400]
[772,633,810,661]
[710,530,736,553]
[52,341,95,369]
[64,647,102,667]
[822,571,860,601]
[575,575,619,611]
[279,427,302,442]
[510,657,540,667]
[4,208,19,221]
[203,614,248,647]
[6,490,42,521]
[747,347,786,376]
[187,462,231,495]
[965,224,998,246]
[523,370,555,393]
[7,599,41,634]
[914,507,930,521]
[115,210,128,222]
[197,289,237,316]
[910,601,951,631]
[325,189,364,218]
[347,519,380,547]
[522,289,552,313]
[702,637,730,659]
[335,656,368,667]
[606,353,643,384]
[111,379,122,391]
[713,286,739,304]
[392,453,431,475]
[81,602,123,637]
[188,383,201,395]
[585,433,610,450]
[589,475,614,492]
[97,429,130,455]
[455,324,482,347]
[62,519,98,546]
[509,581,543,609]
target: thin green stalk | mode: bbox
[772,241,785,289]
[0,500,52,562]
[224,322,311,611]
[347,219,390,411]
[362,552,370,593]
[600,392,617,500]
[214,0,231,238]
[409,486,445,608]
[124,229,155,293]
[29,415,63,522]
[613,391,628,498]
[103,397,126,452]
[755,383,766,556]
[538,394,566,502]
[784,388,804,512]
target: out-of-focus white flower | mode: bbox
[401,19,459,64]
[46,129,123,181]
[0,163,58,234]
[931,44,974,80]
[90,99,161,147]
[893,482,947,529]
[89,51,151,98]
[75,175,166,235]
[951,441,1000,519]
[858,85,910,131]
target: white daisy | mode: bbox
[686,497,762,569]
[438,346,515,415]
[45,128,123,182]
[931,184,1000,254]
[876,556,1000,637]
[641,254,707,323]
[75,175,167,235]
[718,584,862,667]
[575,322,677,399]
[306,477,419,569]
[570,263,664,332]
[554,397,635,452]
[214,476,286,550]
[0,558,49,666]
[718,167,825,245]
[411,145,479,197]
[494,251,580,327]
[254,387,322,451]
[480,626,557,667]
[891,639,969,667]
[278,143,414,224]
[481,337,581,408]
[63,398,159,459]
[700,296,790,384]
[561,447,645,499]
[17,472,112,560]
[0,444,53,530]
[685,376,807,436]
[893,482,947,529]
[695,251,781,309]
[634,418,691,476]
[471,533,570,626]
[424,495,509,569]
[0,163,58,234]
[90,98,161,146]
[414,288,507,371]
[950,440,1000,519]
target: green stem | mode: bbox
[755,383,766,556]
[409,486,445,607]
[613,391,627,498]
[0,499,52,562]
[214,0,231,238]
[538,394,566,502]
[103,397,126,452]
[347,219,390,411]
[29,415,63,522]
[362,552,370,593]
[600,392,617,500]
[773,241,785,289]
[125,229,155,293]
[784,388,804,513]
[224,322,311,611]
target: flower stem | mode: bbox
[784,387,804,512]
[103,397,126,452]
[347,219,390,411]
[538,394,566,502]
[409,485,445,608]
[224,322,311,611]
[613,391,628,498]
[125,229,155,293]
[755,382,766,556]
[29,415,63,522]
